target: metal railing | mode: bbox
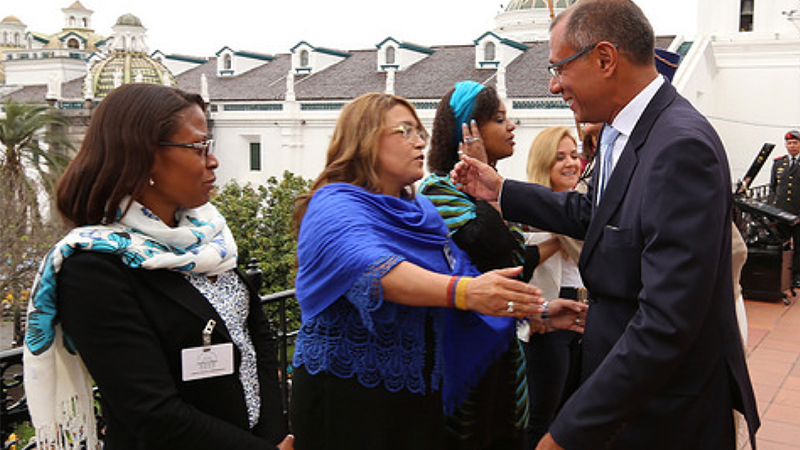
[742,183,770,202]
[256,288,298,428]
[0,346,27,446]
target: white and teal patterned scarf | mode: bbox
[23,197,237,449]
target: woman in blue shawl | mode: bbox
[290,93,585,450]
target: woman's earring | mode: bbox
[149,178,155,186]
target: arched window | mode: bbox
[386,46,396,65]
[131,37,136,50]
[69,16,76,27]
[300,50,309,67]
[223,54,232,70]
[14,33,20,46]
[2,32,7,45]
[484,42,496,61]
[82,18,88,28]
[67,37,80,49]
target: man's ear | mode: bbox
[595,41,617,74]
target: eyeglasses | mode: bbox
[547,43,600,80]
[388,124,429,142]
[159,138,214,158]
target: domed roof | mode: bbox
[85,51,175,99]
[505,0,576,11]
[115,13,142,27]
[65,1,90,11]
[1,15,24,24]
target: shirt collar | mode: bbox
[609,74,665,138]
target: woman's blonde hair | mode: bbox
[293,92,424,229]
[526,126,576,188]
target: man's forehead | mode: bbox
[548,22,569,59]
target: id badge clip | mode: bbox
[181,319,234,381]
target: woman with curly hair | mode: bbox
[419,82,571,450]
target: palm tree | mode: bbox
[0,100,71,210]
[0,99,71,346]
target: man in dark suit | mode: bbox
[452,1,759,449]
[770,129,800,287]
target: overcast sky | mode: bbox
[4,0,698,56]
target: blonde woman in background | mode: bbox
[522,126,585,449]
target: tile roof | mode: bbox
[2,35,677,105]
[175,41,575,102]
[176,37,675,102]
[179,54,292,101]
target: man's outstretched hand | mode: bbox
[450,155,505,202]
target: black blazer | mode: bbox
[500,82,759,449]
[58,251,286,450]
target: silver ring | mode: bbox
[575,317,582,324]
[507,301,515,313]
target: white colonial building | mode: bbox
[677,0,800,186]
[2,0,800,187]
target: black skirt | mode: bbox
[290,365,446,450]
[444,341,527,450]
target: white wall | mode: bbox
[701,38,800,186]
[4,55,87,85]
[208,101,580,187]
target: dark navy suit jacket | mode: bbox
[501,81,759,449]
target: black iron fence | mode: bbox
[0,346,27,447]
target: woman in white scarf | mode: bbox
[23,83,293,450]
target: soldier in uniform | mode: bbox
[770,129,800,287]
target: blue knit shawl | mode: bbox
[294,183,515,413]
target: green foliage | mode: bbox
[0,100,70,343]
[10,421,35,446]
[211,171,312,331]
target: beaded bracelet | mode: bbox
[446,276,459,309]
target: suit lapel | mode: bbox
[580,141,640,266]
[135,268,233,342]
[580,82,678,268]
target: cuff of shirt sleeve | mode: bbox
[497,178,507,213]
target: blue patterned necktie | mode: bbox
[597,125,620,204]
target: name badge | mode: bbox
[181,343,234,381]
